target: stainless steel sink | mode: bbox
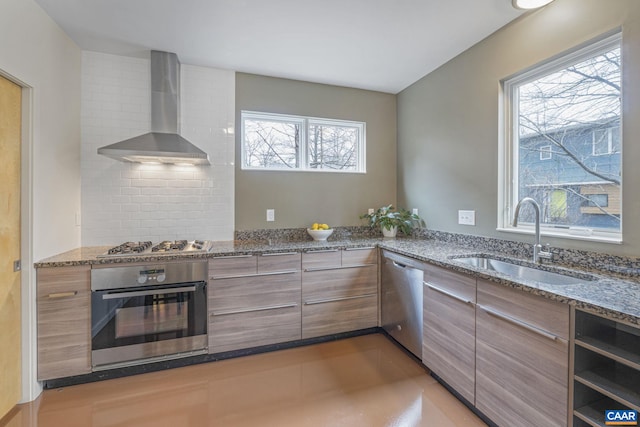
[450,256,596,285]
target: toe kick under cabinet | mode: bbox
[301,247,378,339]
[208,253,302,354]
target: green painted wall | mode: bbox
[397,0,640,256]
[235,73,397,230]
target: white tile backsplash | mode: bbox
[81,52,235,245]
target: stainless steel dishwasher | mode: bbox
[381,250,424,358]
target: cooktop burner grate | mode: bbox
[99,240,213,258]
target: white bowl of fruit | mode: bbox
[307,223,333,241]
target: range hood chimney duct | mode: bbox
[97,51,210,165]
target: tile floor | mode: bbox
[3,334,487,426]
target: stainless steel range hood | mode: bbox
[97,51,210,165]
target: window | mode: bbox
[593,127,620,156]
[241,111,365,173]
[583,194,609,208]
[539,145,552,160]
[500,32,622,241]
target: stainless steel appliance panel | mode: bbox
[91,261,208,369]
[91,261,207,291]
[381,250,424,358]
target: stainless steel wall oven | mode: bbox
[91,261,208,370]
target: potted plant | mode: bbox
[360,205,425,238]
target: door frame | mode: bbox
[0,68,40,402]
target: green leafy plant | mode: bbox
[360,205,425,235]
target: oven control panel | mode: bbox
[137,268,166,284]
[91,261,208,291]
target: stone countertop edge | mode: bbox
[34,237,640,326]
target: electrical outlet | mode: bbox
[458,210,476,226]
[368,208,375,215]
[412,208,419,215]
[266,209,275,222]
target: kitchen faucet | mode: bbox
[512,197,553,263]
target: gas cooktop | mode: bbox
[98,240,213,258]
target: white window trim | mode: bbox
[240,110,366,174]
[592,128,614,156]
[498,31,622,244]
[539,145,552,160]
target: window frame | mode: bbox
[592,127,615,156]
[240,110,366,174]
[498,31,622,243]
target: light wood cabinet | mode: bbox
[301,248,378,339]
[422,264,476,404]
[475,279,570,427]
[208,253,302,353]
[37,266,91,380]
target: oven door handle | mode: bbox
[102,286,196,300]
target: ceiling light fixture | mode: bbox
[512,0,555,9]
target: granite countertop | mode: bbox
[35,236,640,326]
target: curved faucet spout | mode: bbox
[513,197,551,263]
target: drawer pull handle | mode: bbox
[211,303,298,316]
[304,264,374,272]
[213,254,254,259]
[211,270,298,280]
[425,283,474,305]
[345,247,375,251]
[305,249,339,254]
[304,293,377,305]
[261,252,298,257]
[103,286,196,300]
[47,291,78,299]
[480,306,559,341]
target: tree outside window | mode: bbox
[504,33,621,238]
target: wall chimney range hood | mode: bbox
[97,51,210,166]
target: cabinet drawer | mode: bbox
[303,265,377,302]
[302,250,341,270]
[37,266,91,380]
[423,282,476,404]
[209,255,257,278]
[209,271,301,313]
[302,294,378,339]
[258,252,300,273]
[342,247,377,266]
[209,305,301,353]
[423,263,476,303]
[476,304,569,426]
[477,279,569,340]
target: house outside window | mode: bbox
[241,111,366,173]
[500,32,622,242]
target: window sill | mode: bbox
[496,227,622,244]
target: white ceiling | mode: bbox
[34,0,524,94]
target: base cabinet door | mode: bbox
[422,265,476,404]
[302,265,377,339]
[475,279,570,427]
[302,249,378,340]
[208,268,301,354]
[37,266,91,380]
[208,253,302,354]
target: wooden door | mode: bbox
[0,74,22,419]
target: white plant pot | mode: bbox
[381,225,398,238]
